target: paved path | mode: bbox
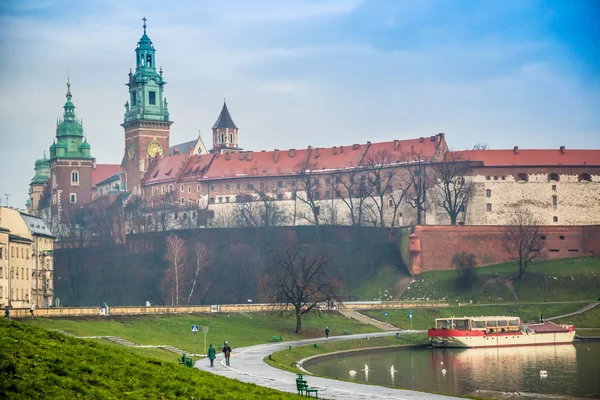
[196,331,462,400]
[545,302,599,321]
[339,309,399,331]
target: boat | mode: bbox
[427,316,575,348]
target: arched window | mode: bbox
[146,54,152,68]
[517,173,528,182]
[229,133,233,143]
[548,173,560,182]
[579,173,592,183]
[221,133,225,143]
[71,170,79,185]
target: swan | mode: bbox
[441,369,447,374]
[360,364,369,372]
[440,361,444,365]
[349,370,357,376]
[390,366,396,374]
[540,370,548,377]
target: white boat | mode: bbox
[428,316,576,348]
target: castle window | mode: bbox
[277,194,283,200]
[146,54,152,68]
[314,206,320,216]
[169,184,173,192]
[277,181,283,188]
[226,184,230,190]
[314,192,320,200]
[70,193,76,203]
[151,187,156,196]
[517,173,528,182]
[71,170,79,185]
[486,176,490,180]
[486,189,491,198]
[210,185,215,191]
[180,197,185,205]
[149,91,156,105]
[325,190,330,198]
[458,205,465,212]
[552,185,556,191]
[221,133,225,143]
[132,92,137,106]
[560,235,565,240]
[548,173,560,182]
[236,183,240,190]
[229,133,233,143]
[486,203,492,212]
[188,200,193,207]
[553,216,558,222]
[247,183,253,189]
[188,186,191,193]
[225,196,230,203]
[579,173,591,183]
[209,198,215,204]
[197,185,201,192]
[388,199,393,207]
[218,197,222,203]
[552,195,557,207]
[161,185,165,194]
[180,185,184,193]
[325,178,331,184]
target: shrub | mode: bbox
[452,252,478,290]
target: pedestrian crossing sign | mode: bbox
[191,325,199,333]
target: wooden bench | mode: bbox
[178,353,193,367]
[344,329,351,335]
[296,379,318,398]
[272,335,284,342]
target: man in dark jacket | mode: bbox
[222,341,232,366]
[325,327,330,340]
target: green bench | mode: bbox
[296,378,319,398]
[272,335,284,342]
[344,329,351,335]
[178,353,193,367]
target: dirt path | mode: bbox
[545,302,599,321]
[338,308,399,331]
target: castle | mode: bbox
[27,20,600,234]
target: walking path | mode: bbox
[339,308,399,331]
[196,331,462,400]
[545,302,599,321]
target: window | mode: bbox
[540,235,546,240]
[218,197,222,203]
[314,192,320,200]
[548,173,559,182]
[313,179,319,185]
[486,203,492,212]
[579,173,592,183]
[188,200,192,207]
[552,185,557,191]
[486,176,490,180]
[221,133,225,143]
[188,186,191,193]
[247,183,253,189]
[226,184,230,190]
[210,185,215,191]
[236,183,241,190]
[71,170,79,185]
[553,216,558,222]
[197,185,201,192]
[146,54,152,68]
[149,91,156,105]
[229,133,233,143]
[0,266,2,278]
[494,176,498,180]
[277,194,283,200]
[325,190,330,198]
[209,198,215,204]
[180,185,184,192]
[517,173,528,182]
[260,182,265,189]
[458,205,465,212]
[314,206,320,216]
[277,181,283,188]
[180,197,185,205]
[291,181,296,187]
[325,178,331,184]
[26,268,29,280]
[486,189,491,198]
[132,92,137,106]
[151,187,156,196]
[225,197,230,203]
[388,199,393,207]
[161,185,166,194]
[169,184,173,192]
[70,193,77,203]
[559,235,565,240]
[552,195,557,207]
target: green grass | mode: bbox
[362,303,588,330]
[401,257,600,302]
[555,304,600,329]
[23,311,380,354]
[264,334,428,374]
[349,265,403,301]
[0,318,300,399]
[576,330,600,337]
[89,338,180,364]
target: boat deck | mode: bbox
[526,321,570,334]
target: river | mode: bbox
[305,342,600,399]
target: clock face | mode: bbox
[147,140,163,158]
[128,142,136,160]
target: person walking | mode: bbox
[325,327,330,341]
[30,303,36,319]
[4,305,9,319]
[222,341,232,366]
[207,344,216,367]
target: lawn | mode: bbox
[89,338,180,364]
[264,334,428,374]
[362,303,588,330]
[348,265,405,301]
[555,304,600,331]
[23,311,380,354]
[400,257,600,302]
[0,318,300,399]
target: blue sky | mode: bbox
[0,0,598,208]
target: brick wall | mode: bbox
[407,225,599,275]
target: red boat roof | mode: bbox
[526,321,570,333]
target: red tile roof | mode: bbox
[178,154,215,182]
[451,149,600,167]
[92,164,121,188]
[143,154,189,185]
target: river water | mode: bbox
[306,342,600,399]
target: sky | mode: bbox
[0,0,599,208]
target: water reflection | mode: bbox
[306,343,600,399]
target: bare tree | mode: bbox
[404,152,433,225]
[433,152,475,225]
[503,208,544,279]
[211,208,234,228]
[177,203,208,230]
[472,143,489,150]
[163,233,187,305]
[261,245,342,333]
[185,241,211,305]
[233,188,288,228]
[293,169,322,240]
[333,169,372,227]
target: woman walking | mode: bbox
[207,344,216,367]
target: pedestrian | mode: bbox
[325,326,330,341]
[30,303,36,319]
[208,344,216,367]
[222,341,232,366]
[4,305,9,319]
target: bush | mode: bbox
[452,252,478,290]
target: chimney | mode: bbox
[513,146,519,154]
[314,148,320,159]
[560,146,566,154]
[411,145,415,155]
[173,148,180,155]
[438,132,445,140]
[340,145,344,153]
[274,149,279,163]
[289,149,296,158]
[393,140,399,151]
[246,151,253,161]
[188,145,194,154]
[352,143,360,150]
[430,136,436,142]
[419,137,424,143]
[224,153,231,161]
[332,146,337,155]
[238,152,245,161]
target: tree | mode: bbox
[503,208,544,279]
[185,241,211,305]
[233,189,287,228]
[404,152,433,225]
[163,233,187,305]
[261,245,342,333]
[333,169,372,227]
[451,252,478,290]
[472,143,489,150]
[293,169,322,240]
[433,152,474,225]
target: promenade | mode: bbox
[196,331,462,400]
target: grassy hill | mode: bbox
[0,318,299,399]
[399,257,600,302]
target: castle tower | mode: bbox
[28,152,50,215]
[121,17,172,193]
[48,78,95,220]
[212,100,240,153]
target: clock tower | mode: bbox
[121,17,172,194]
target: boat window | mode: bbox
[436,320,451,329]
[454,319,469,330]
[486,320,497,327]
[509,319,520,327]
[472,320,486,328]
[497,320,508,327]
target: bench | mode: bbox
[296,379,318,398]
[344,329,351,335]
[272,335,284,342]
[178,353,194,367]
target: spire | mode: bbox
[212,100,238,129]
[143,16,147,34]
[63,75,76,120]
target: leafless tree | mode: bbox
[404,151,433,225]
[211,208,234,228]
[149,192,178,232]
[292,168,322,240]
[333,169,372,227]
[233,188,288,228]
[503,208,544,279]
[472,142,489,150]
[177,203,207,230]
[185,241,211,305]
[163,233,187,305]
[432,152,475,225]
[261,245,342,333]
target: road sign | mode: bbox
[409,310,413,316]
[191,325,199,333]
[383,312,388,317]
[201,326,209,333]
[408,310,413,330]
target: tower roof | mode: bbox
[212,101,238,130]
[137,17,153,48]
